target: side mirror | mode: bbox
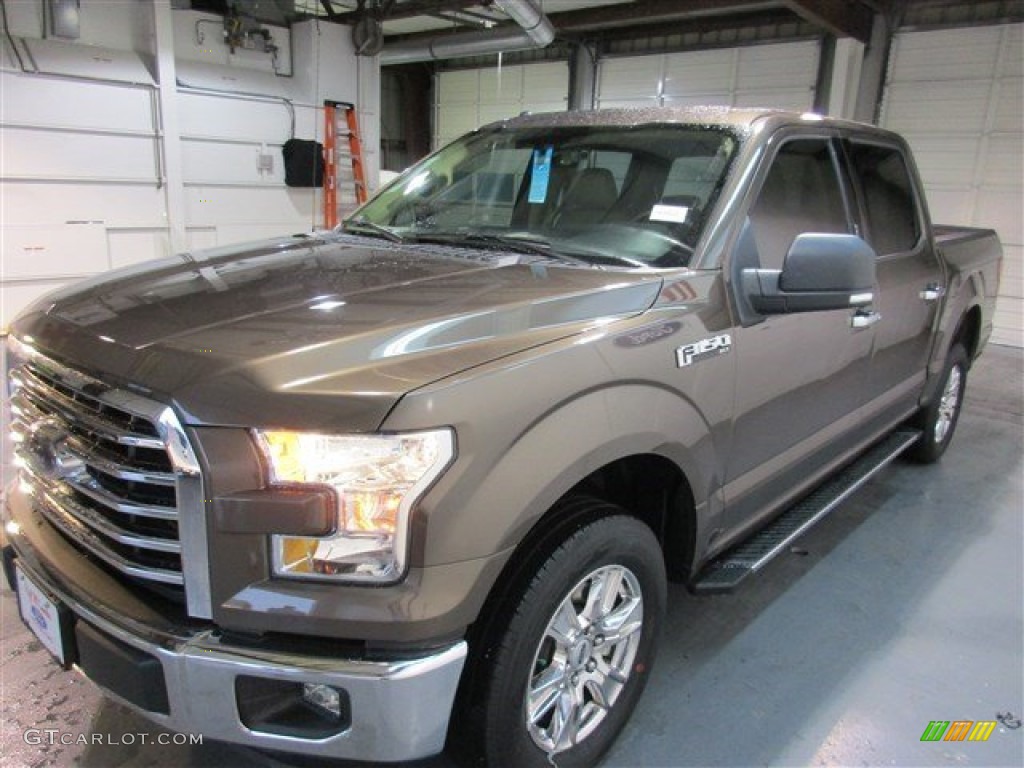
[743,233,877,314]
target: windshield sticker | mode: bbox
[650,204,690,223]
[528,146,553,204]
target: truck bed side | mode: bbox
[934,225,1003,280]
[932,225,1002,370]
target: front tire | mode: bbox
[469,507,666,768]
[907,342,968,463]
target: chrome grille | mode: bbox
[8,347,204,607]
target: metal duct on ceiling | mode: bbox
[493,0,555,46]
[380,0,555,65]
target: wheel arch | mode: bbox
[443,384,713,748]
[484,451,699,605]
[952,303,982,364]
[417,382,718,567]
[451,448,700,704]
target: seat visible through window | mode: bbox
[553,168,619,232]
[748,139,850,270]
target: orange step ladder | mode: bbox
[323,100,368,229]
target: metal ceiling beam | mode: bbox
[780,1,874,41]
[335,0,483,22]
[445,7,505,24]
[319,0,340,20]
[571,9,813,46]
[858,0,896,13]
[546,0,781,34]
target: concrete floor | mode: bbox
[1,346,1021,768]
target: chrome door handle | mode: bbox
[919,283,945,302]
[851,310,882,329]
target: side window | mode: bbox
[748,138,850,270]
[848,142,920,255]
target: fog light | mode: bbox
[303,683,343,720]
[236,676,351,739]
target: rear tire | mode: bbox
[461,506,666,768]
[907,342,968,463]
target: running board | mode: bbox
[692,428,922,594]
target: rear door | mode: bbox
[842,136,944,412]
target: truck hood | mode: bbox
[14,233,663,431]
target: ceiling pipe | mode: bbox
[493,0,555,46]
[380,0,555,65]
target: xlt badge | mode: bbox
[676,334,732,368]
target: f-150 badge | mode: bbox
[676,334,732,368]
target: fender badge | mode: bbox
[676,334,732,368]
[614,321,682,348]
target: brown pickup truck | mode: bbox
[3,107,1002,767]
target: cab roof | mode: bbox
[487,105,897,141]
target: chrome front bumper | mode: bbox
[5,549,467,762]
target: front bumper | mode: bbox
[4,534,467,763]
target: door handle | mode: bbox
[851,309,881,329]
[919,283,945,302]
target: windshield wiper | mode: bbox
[414,231,548,256]
[415,231,591,265]
[576,252,650,269]
[341,219,407,243]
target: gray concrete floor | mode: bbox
[1,346,1021,768]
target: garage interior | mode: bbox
[1,0,1022,766]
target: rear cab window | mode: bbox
[845,140,923,255]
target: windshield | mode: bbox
[350,123,739,269]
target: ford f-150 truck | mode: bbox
[2,107,1002,767]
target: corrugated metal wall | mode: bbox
[434,61,569,149]
[596,40,820,110]
[881,23,1023,347]
[431,41,818,146]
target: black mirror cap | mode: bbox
[779,233,877,293]
[744,233,878,315]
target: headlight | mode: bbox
[254,428,455,583]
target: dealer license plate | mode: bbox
[15,564,71,667]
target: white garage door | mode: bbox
[880,23,1023,348]
[434,61,569,149]
[597,40,820,111]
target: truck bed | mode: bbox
[933,224,1002,278]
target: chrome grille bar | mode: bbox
[24,465,182,555]
[7,337,211,617]
[66,474,178,521]
[65,436,177,486]
[32,489,185,586]
[10,376,166,449]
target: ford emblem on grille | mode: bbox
[25,419,83,480]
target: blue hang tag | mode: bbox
[528,146,553,204]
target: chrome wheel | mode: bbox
[525,564,644,755]
[934,364,962,444]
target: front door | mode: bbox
[721,132,877,540]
